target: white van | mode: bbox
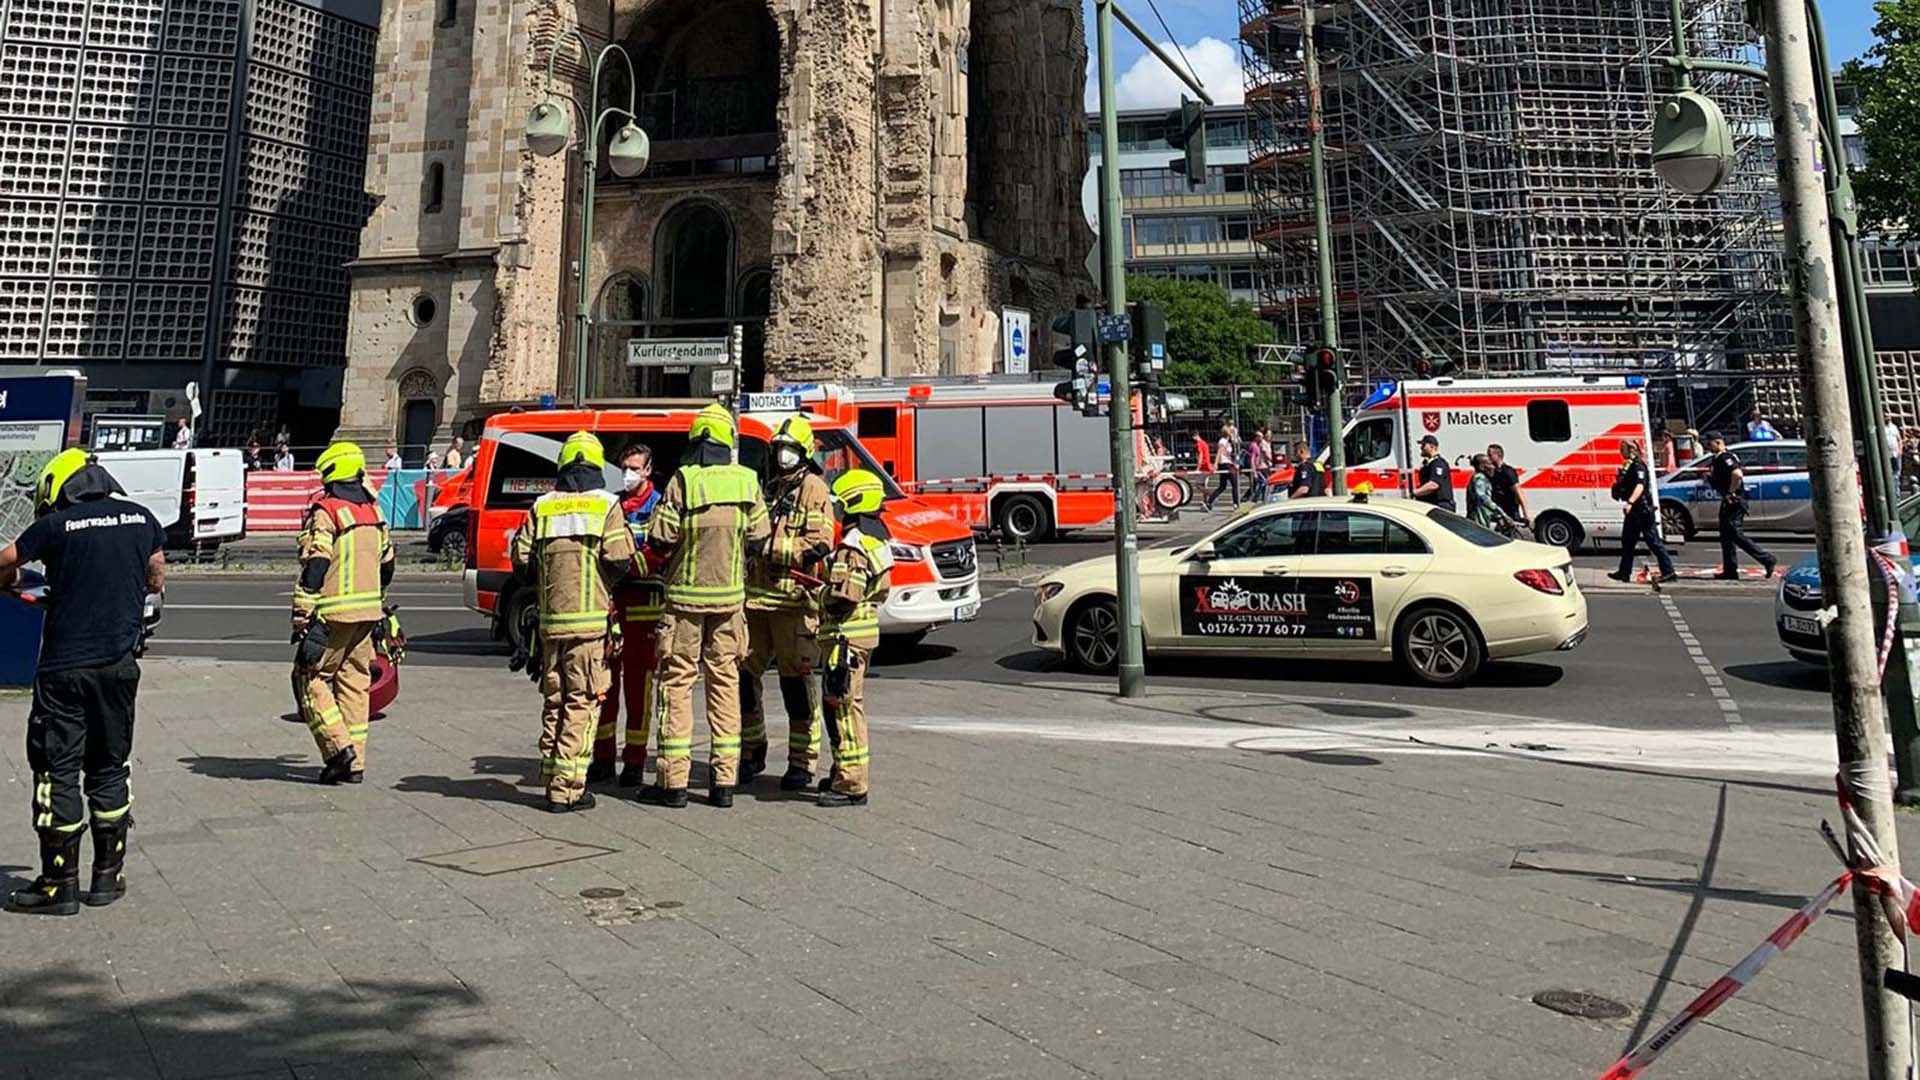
[1331,376,1658,551]
[95,449,247,549]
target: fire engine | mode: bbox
[777,379,1188,543]
[1333,376,1659,551]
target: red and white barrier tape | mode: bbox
[1872,549,1900,679]
[1595,872,1853,1080]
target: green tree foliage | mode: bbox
[1847,0,1920,230]
[1123,275,1276,386]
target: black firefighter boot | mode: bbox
[9,830,82,916]
[709,784,735,808]
[585,758,616,785]
[636,784,689,808]
[84,817,129,907]
[317,745,357,785]
[777,675,815,791]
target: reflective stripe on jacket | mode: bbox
[747,471,833,611]
[295,497,392,623]
[821,528,893,648]
[648,464,771,611]
[510,490,638,638]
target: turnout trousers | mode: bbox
[594,616,658,769]
[823,642,872,797]
[539,636,609,804]
[741,608,821,774]
[655,606,744,790]
[294,621,375,773]
[28,655,139,834]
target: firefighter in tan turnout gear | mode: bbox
[818,469,893,807]
[741,416,835,790]
[509,431,638,813]
[639,404,770,809]
[292,441,395,785]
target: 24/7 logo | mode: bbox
[1333,579,1361,605]
[1422,411,1442,433]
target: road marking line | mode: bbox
[1658,592,1747,732]
[167,604,469,611]
[981,586,1027,604]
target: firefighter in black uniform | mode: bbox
[0,449,166,915]
[1703,431,1776,579]
[1608,440,1677,584]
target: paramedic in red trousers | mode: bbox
[0,449,164,915]
[589,443,664,787]
[1609,439,1678,584]
[1412,434,1454,510]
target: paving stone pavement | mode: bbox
[0,657,1908,1079]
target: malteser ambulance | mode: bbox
[1332,376,1659,551]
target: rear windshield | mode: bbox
[483,429,768,511]
[1424,506,1512,547]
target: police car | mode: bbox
[1774,551,1897,666]
[1031,494,1588,687]
[1659,439,1811,540]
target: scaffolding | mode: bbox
[1238,0,1793,386]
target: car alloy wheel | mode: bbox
[1403,609,1477,685]
[1069,600,1119,673]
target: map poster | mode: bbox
[1178,575,1376,640]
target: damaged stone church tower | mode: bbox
[338,0,1094,446]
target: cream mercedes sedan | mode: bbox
[1031,495,1588,687]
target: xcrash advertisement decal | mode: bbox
[1179,576,1376,639]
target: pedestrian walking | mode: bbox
[0,451,164,915]
[1193,432,1213,476]
[589,443,664,787]
[1412,435,1453,510]
[1203,424,1240,511]
[291,442,396,785]
[441,437,466,471]
[1653,429,1677,473]
[639,405,770,809]
[1287,441,1326,498]
[1703,431,1776,579]
[1465,453,1496,527]
[1486,443,1529,527]
[1245,427,1272,504]
[509,432,637,812]
[1608,440,1676,583]
[171,419,193,450]
[741,416,834,790]
[818,469,894,807]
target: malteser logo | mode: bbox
[1422,411,1442,433]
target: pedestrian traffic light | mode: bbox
[1413,356,1458,378]
[1129,299,1166,386]
[1165,96,1207,188]
[1051,309,1098,373]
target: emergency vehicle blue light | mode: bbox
[1358,382,1396,411]
[1626,375,1646,388]
[538,394,556,409]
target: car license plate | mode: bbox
[955,603,979,621]
[1782,614,1819,636]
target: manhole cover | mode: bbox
[412,837,616,876]
[1533,989,1630,1021]
[580,887,626,900]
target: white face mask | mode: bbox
[775,446,803,470]
[622,468,644,492]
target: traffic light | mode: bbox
[1312,344,1340,401]
[1412,356,1458,378]
[1283,356,1315,408]
[1165,96,1207,188]
[1051,309,1101,416]
[1129,300,1166,386]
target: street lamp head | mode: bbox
[1650,90,1735,196]
[524,100,573,157]
[607,122,650,178]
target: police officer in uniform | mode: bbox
[589,443,663,787]
[1609,439,1677,583]
[292,441,395,784]
[818,470,894,807]
[0,449,165,914]
[510,432,638,812]
[1412,434,1453,510]
[1287,441,1327,498]
[640,405,771,809]
[1703,432,1777,579]
[741,416,835,790]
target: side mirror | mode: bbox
[1190,542,1218,562]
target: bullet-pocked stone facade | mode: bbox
[338,0,1093,447]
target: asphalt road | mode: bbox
[150,557,1830,737]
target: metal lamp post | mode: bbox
[1651,2,1912,1075]
[524,31,651,407]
